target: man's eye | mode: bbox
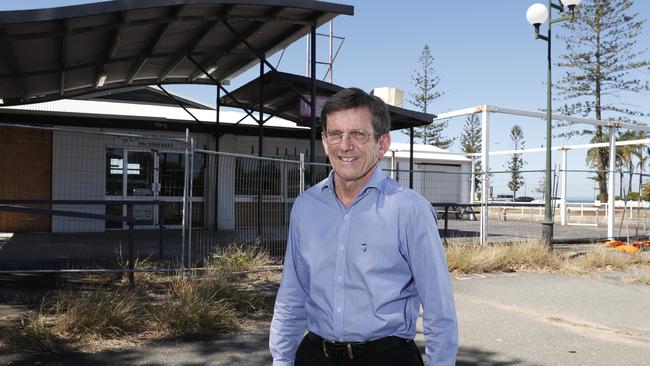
[351,131,367,138]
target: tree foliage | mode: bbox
[404,44,454,149]
[554,0,650,201]
[505,125,526,197]
[460,113,482,197]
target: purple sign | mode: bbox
[299,95,328,118]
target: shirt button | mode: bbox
[337,276,342,281]
[336,307,342,313]
[344,214,349,220]
[339,245,344,250]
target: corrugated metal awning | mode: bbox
[220,71,434,131]
[0,0,353,106]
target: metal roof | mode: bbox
[220,71,435,131]
[0,0,353,106]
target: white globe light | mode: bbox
[526,3,549,25]
[561,0,581,6]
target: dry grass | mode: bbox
[208,242,272,273]
[446,239,650,277]
[445,239,560,273]
[153,274,238,338]
[0,311,58,352]
[623,277,650,285]
[48,287,146,338]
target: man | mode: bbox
[269,88,458,366]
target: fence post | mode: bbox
[607,126,617,240]
[560,148,568,226]
[299,153,305,194]
[181,129,190,273]
[158,203,164,259]
[128,220,135,287]
[188,137,195,271]
[480,106,489,246]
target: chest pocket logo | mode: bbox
[361,243,368,252]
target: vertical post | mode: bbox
[409,127,414,189]
[158,204,164,259]
[214,83,221,230]
[390,149,396,180]
[309,25,317,187]
[299,153,305,194]
[329,20,334,83]
[542,0,554,248]
[480,106,489,246]
[607,126,617,240]
[258,61,264,238]
[181,129,189,273]
[470,156,476,204]
[128,220,135,287]
[188,138,195,271]
[560,148,568,225]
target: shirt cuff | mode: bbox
[272,360,294,366]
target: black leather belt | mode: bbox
[307,332,411,360]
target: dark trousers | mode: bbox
[294,333,424,366]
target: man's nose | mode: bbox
[339,133,353,150]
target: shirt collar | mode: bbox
[321,165,387,193]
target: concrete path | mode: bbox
[3,271,650,365]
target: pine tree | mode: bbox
[404,44,454,149]
[459,113,482,197]
[555,0,650,201]
[505,125,526,198]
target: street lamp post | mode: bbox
[526,0,580,248]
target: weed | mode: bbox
[49,287,145,338]
[208,242,271,273]
[0,311,58,352]
[153,274,238,338]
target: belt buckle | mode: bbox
[321,340,359,360]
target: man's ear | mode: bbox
[378,133,391,154]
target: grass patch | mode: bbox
[0,311,58,352]
[446,240,650,275]
[208,242,272,273]
[623,277,650,285]
[445,239,559,273]
[49,287,146,338]
[153,274,238,338]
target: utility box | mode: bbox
[371,87,404,108]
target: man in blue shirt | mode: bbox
[269,88,458,365]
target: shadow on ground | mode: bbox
[2,331,274,366]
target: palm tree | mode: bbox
[585,134,625,199]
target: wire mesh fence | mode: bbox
[4,122,650,274]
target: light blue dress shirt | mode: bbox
[269,167,458,366]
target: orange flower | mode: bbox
[615,245,639,254]
[604,240,625,247]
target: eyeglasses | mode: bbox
[323,129,379,145]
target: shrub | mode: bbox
[50,288,145,338]
[208,242,271,273]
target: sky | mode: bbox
[2,0,650,199]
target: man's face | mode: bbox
[322,107,390,188]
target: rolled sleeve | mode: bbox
[406,201,458,366]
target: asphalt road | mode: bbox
[3,270,650,365]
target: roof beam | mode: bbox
[0,25,27,99]
[59,20,68,96]
[0,50,223,81]
[189,7,284,81]
[158,6,235,82]
[94,13,126,90]
[4,14,317,42]
[126,5,185,84]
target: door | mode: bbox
[105,148,204,230]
